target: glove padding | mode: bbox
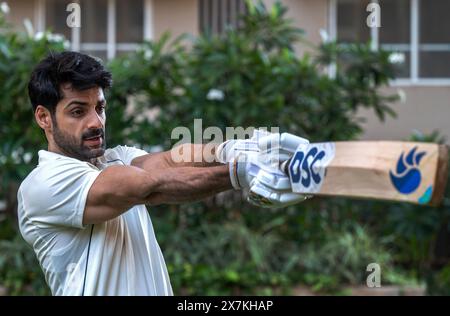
[215,129,272,164]
[247,132,311,208]
[247,168,310,208]
[220,129,275,190]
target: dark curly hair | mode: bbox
[28,51,113,114]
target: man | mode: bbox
[17,51,308,296]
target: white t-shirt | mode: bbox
[17,145,173,296]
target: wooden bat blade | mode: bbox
[287,141,448,206]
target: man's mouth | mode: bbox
[84,135,103,146]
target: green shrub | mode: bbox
[0,231,50,295]
[0,10,66,213]
[426,264,450,295]
[158,215,299,295]
[298,224,392,292]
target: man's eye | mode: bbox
[71,109,83,116]
[97,106,106,113]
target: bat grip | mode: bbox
[281,158,291,176]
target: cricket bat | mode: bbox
[285,141,448,206]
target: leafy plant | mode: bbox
[156,213,298,295]
[0,10,66,215]
[426,264,450,295]
[297,224,393,292]
[0,232,50,295]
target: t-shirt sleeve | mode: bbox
[109,145,148,166]
[21,160,101,229]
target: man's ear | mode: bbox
[34,105,53,131]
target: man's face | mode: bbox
[50,84,107,161]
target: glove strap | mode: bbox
[229,158,241,190]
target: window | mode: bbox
[199,0,247,35]
[43,0,146,60]
[45,0,72,40]
[116,0,143,44]
[79,0,108,60]
[334,0,450,84]
[379,0,411,78]
[337,0,370,43]
[419,0,450,78]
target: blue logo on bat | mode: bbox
[290,147,326,188]
[389,147,426,194]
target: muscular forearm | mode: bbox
[167,143,221,167]
[84,163,231,225]
[84,165,159,224]
[145,164,232,204]
[132,143,222,170]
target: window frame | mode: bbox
[35,0,154,60]
[199,0,247,35]
[329,0,450,86]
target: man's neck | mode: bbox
[47,144,97,165]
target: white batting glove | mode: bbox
[217,129,275,190]
[247,132,312,207]
[257,132,310,165]
[227,154,258,189]
[247,168,310,208]
[215,129,272,164]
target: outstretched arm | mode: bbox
[83,163,231,225]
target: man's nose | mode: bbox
[87,109,104,129]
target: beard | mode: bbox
[52,120,106,161]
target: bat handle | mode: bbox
[281,158,291,176]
